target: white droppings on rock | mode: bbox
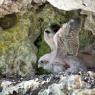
[1,81,12,90]
[1,79,46,94]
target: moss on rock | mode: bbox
[0,11,38,76]
[0,13,30,55]
[79,30,95,49]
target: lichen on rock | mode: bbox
[0,12,37,77]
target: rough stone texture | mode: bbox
[72,89,95,95]
[84,12,95,35]
[0,0,46,17]
[1,71,95,95]
[0,0,19,17]
[47,0,95,12]
[38,72,95,95]
[0,13,37,77]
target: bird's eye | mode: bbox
[40,60,44,63]
[40,60,48,64]
[45,30,51,34]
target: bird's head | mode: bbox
[38,53,51,71]
[38,53,65,73]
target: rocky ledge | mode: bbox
[0,71,95,95]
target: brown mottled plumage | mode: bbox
[54,18,81,56]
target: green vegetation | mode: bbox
[35,32,50,59]
[79,30,95,49]
[0,14,30,55]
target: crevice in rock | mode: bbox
[0,13,17,30]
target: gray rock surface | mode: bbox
[3,40,36,77]
[47,0,95,36]
[84,12,95,35]
[1,71,95,95]
[47,0,95,12]
[0,12,38,77]
[0,0,46,17]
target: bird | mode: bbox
[38,18,87,74]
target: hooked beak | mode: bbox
[38,60,49,68]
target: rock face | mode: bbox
[0,13,37,77]
[47,0,95,12]
[0,0,46,17]
[84,12,95,35]
[1,71,95,95]
[38,72,95,95]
